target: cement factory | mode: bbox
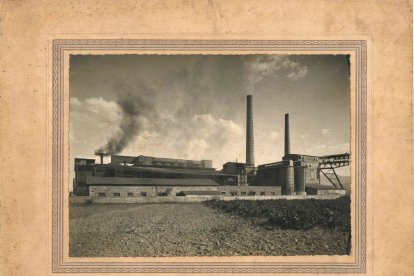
[73,95,349,198]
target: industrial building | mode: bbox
[73,155,239,196]
[111,154,213,169]
[87,177,220,197]
[254,113,350,195]
[73,95,349,197]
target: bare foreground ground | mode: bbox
[70,202,348,257]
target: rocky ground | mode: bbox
[69,202,349,257]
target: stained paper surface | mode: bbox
[0,0,412,275]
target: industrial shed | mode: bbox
[305,184,346,196]
[86,177,219,197]
[73,157,240,196]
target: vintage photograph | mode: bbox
[69,54,351,257]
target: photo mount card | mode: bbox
[0,1,412,275]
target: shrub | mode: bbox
[204,197,350,231]
[85,198,94,204]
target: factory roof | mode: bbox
[284,153,319,157]
[86,177,219,186]
[75,157,96,161]
[132,155,211,165]
[75,158,96,164]
[110,155,136,164]
[95,163,218,175]
[319,153,350,159]
[257,160,289,168]
[134,166,217,175]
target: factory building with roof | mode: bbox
[73,95,349,198]
[73,155,240,196]
[87,177,220,197]
[253,113,349,195]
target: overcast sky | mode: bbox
[69,54,350,175]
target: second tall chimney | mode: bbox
[284,113,290,156]
[246,95,255,166]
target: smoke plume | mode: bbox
[95,80,156,155]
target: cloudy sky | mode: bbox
[69,54,350,175]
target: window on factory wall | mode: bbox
[311,171,316,180]
[98,193,106,196]
[241,192,246,196]
[127,192,134,196]
[260,192,266,196]
[248,191,256,196]
[230,191,238,196]
[113,193,121,197]
[158,191,168,196]
[221,192,226,195]
[141,192,147,196]
[270,192,275,195]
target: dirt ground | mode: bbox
[69,203,349,257]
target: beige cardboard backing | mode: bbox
[0,0,412,275]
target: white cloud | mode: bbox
[187,114,244,165]
[287,65,308,80]
[69,96,124,188]
[244,55,308,86]
[328,142,350,153]
[321,128,331,135]
[70,97,121,128]
[192,114,243,139]
[186,138,209,159]
[122,113,244,168]
[70,97,81,107]
[70,96,123,159]
[302,142,350,156]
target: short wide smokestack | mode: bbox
[246,95,255,166]
[95,151,107,164]
[284,113,290,156]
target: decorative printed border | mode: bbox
[52,40,367,273]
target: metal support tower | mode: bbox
[317,153,350,189]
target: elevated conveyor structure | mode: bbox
[317,153,350,189]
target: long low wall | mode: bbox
[69,194,343,204]
[89,185,217,197]
[218,185,282,196]
[70,195,216,204]
[88,185,283,197]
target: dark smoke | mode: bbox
[95,80,157,155]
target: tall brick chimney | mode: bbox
[246,95,255,167]
[284,113,290,156]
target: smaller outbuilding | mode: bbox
[305,184,346,196]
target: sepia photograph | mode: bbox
[2,0,414,274]
[69,54,352,257]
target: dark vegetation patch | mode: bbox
[204,196,351,232]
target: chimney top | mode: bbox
[284,113,290,156]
